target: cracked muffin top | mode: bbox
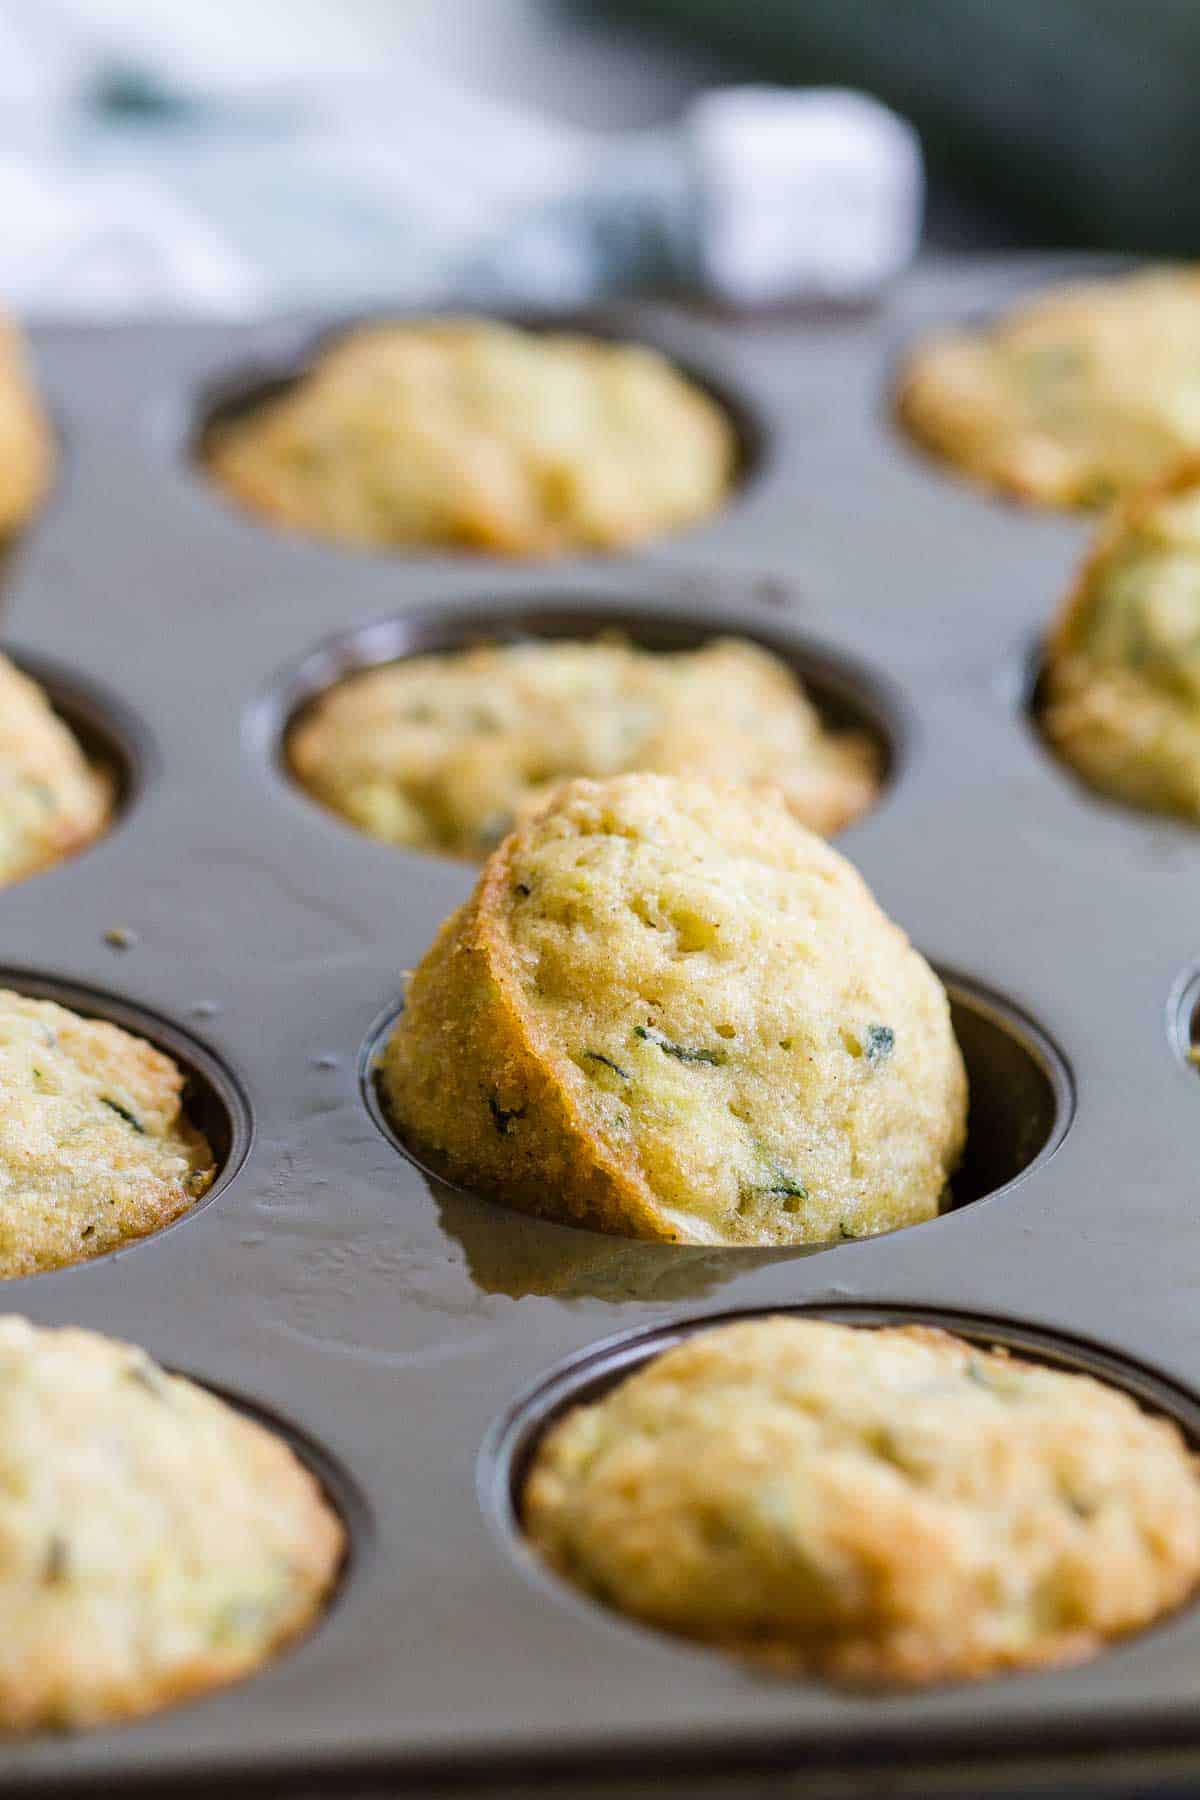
[899,266,1200,508]
[0,991,215,1277]
[0,1314,343,1731]
[205,317,737,555]
[524,1316,1200,1686]
[288,635,879,859]
[381,773,965,1245]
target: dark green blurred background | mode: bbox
[576,0,1200,253]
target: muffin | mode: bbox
[0,991,215,1277]
[381,774,965,1245]
[0,1315,343,1731]
[289,636,879,859]
[524,1316,1200,1686]
[0,318,51,545]
[898,266,1200,508]
[204,318,737,555]
[1042,458,1200,819]
[0,655,112,887]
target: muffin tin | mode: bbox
[2,252,1199,1797]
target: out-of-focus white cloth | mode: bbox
[0,1,923,317]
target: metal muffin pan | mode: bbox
[1,254,1198,1797]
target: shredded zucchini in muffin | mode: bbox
[0,656,111,887]
[206,317,736,554]
[525,1317,1200,1685]
[0,1316,343,1730]
[0,316,51,541]
[0,992,214,1276]
[382,774,965,1245]
[1044,458,1200,818]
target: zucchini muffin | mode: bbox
[524,1316,1200,1686]
[381,774,966,1245]
[204,318,737,555]
[1042,458,1200,819]
[289,635,879,859]
[0,318,51,545]
[0,1315,343,1731]
[0,991,215,1277]
[898,266,1200,508]
[0,655,112,887]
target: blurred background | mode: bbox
[0,0,1180,318]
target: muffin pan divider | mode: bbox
[3,261,1200,1795]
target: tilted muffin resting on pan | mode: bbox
[381,774,966,1245]
[289,635,879,859]
[0,318,51,545]
[1042,459,1200,819]
[204,318,737,555]
[0,991,215,1277]
[524,1316,1200,1686]
[0,1315,343,1731]
[0,655,112,887]
[898,266,1200,509]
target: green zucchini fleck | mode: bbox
[125,1358,168,1400]
[966,1358,1021,1396]
[839,1221,858,1240]
[100,1097,145,1134]
[210,1594,274,1646]
[634,1025,726,1067]
[583,1051,630,1080]
[488,1093,525,1136]
[43,1535,70,1585]
[764,1175,808,1200]
[865,1024,895,1067]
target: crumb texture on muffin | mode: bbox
[205,318,737,555]
[0,318,51,541]
[289,636,879,858]
[0,1315,343,1731]
[899,266,1200,508]
[524,1316,1200,1686]
[381,774,965,1245]
[0,991,216,1277]
[1043,458,1200,818]
[0,655,112,887]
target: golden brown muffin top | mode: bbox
[899,266,1200,508]
[289,635,878,858]
[205,317,737,555]
[525,1316,1200,1686]
[0,991,215,1276]
[0,317,51,540]
[382,774,965,1245]
[0,655,112,888]
[1042,457,1200,819]
[0,1314,343,1731]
